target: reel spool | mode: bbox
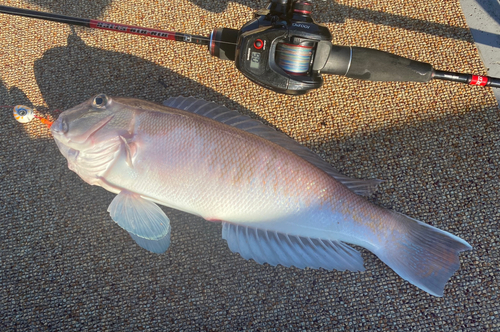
[276,42,314,75]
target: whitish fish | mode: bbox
[51,94,471,296]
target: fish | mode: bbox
[51,94,471,297]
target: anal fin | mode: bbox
[222,223,365,271]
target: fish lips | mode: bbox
[52,113,115,171]
[51,117,79,164]
[51,113,116,145]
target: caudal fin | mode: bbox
[374,212,471,297]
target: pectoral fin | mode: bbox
[222,223,365,271]
[108,190,171,253]
[119,136,137,167]
[128,232,171,254]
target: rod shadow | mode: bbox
[26,0,113,19]
[0,80,33,109]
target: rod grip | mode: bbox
[319,45,433,82]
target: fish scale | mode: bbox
[51,94,471,297]
[131,112,307,220]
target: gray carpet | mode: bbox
[1,0,499,330]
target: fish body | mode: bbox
[51,94,471,296]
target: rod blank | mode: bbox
[0,5,210,45]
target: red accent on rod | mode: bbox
[210,38,215,54]
[89,19,177,40]
[470,75,488,86]
[294,9,312,14]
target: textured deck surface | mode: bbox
[1,0,499,331]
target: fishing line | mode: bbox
[276,42,314,74]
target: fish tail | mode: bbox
[373,211,471,297]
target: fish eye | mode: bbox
[93,94,109,109]
[61,119,69,134]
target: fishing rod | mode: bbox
[1,1,499,95]
[0,4,228,47]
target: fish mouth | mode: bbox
[51,113,115,146]
[71,114,116,144]
[51,113,115,162]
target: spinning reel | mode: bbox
[1,0,499,95]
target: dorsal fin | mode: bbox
[163,96,382,195]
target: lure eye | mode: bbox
[13,105,35,123]
[93,94,109,109]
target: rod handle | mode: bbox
[317,44,433,82]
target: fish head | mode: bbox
[51,94,135,184]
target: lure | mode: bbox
[12,105,35,123]
[10,105,53,127]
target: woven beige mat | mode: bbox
[1,0,498,330]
